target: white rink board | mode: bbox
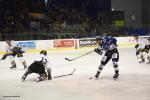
[0,36,143,52]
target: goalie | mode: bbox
[22,50,52,82]
[134,35,150,63]
[1,40,27,69]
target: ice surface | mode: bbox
[0,47,150,100]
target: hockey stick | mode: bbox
[135,48,139,59]
[65,50,94,61]
[54,68,76,78]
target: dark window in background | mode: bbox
[111,11,125,21]
[1,0,111,16]
[27,0,45,12]
[87,0,111,16]
[48,0,111,16]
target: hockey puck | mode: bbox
[89,77,93,79]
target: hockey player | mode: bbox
[1,40,27,69]
[134,35,150,63]
[94,36,119,79]
[22,50,52,82]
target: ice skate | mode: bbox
[22,75,26,82]
[95,72,100,79]
[113,73,119,79]
[10,66,17,69]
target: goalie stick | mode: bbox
[54,68,76,78]
[65,50,94,61]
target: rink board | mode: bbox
[0,36,150,54]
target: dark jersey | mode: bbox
[98,36,117,51]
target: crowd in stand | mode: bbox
[0,0,148,40]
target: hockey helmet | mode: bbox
[6,40,11,45]
[95,36,102,41]
[40,50,47,56]
[133,34,139,40]
[134,34,139,37]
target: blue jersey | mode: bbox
[98,36,117,51]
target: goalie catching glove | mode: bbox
[94,48,103,55]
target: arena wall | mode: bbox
[0,36,149,54]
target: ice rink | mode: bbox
[0,47,150,100]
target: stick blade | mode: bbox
[65,58,73,61]
[71,68,76,75]
[53,68,76,78]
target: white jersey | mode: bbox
[136,37,150,49]
[5,41,17,53]
[35,54,49,68]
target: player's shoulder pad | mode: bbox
[110,37,117,42]
[102,36,109,42]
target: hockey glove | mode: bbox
[1,53,10,60]
[136,50,140,56]
[135,44,139,49]
[94,48,103,55]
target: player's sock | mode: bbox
[95,64,103,78]
[115,70,119,74]
[22,62,27,69]
[47,68,52,80]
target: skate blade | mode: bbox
[10,68,17,70]
[89,77,99,80]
